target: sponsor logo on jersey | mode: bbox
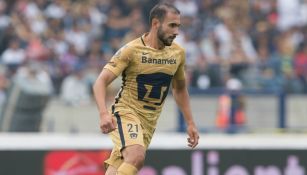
[141,56,176,65]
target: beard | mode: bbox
[157,26,175,46]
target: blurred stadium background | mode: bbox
[0,0,306,174]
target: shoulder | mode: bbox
[118,38,143,56]
[171,42,186,62]
[124,37,143,50]
[171,42,185,54]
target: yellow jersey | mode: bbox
[104,34,186,130]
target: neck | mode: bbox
[144,32,165,50]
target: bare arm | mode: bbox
[93,69,118,134]
[172,79,199,148]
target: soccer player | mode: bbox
[93,3,199,175]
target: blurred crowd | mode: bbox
[0,0,306,106]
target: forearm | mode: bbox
[172,88,195,126]
[93,72,118,134]
[173,80,199,148]
[93,78,109,115]
[93,69,118,116]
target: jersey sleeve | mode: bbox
[103,45,132,76]
[173,49,186,80]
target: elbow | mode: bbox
[92,75,109,95]
[172,86,185,94]
[92,78,100,95]
[171,88,177,96]
[172,88,181,99]
[92,82,97,96]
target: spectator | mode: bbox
[255,44,283,91]
[0,0,10,30]
[64,22,89,55]
[199,31,223,87]
[277,0,301,31]
[271,35,303,93]
[174,0,198,17]
[44,0,66,19]
[1,39,26,76]
[26,34,50,61]
[45,31,69,57]
[0,65,8,114]
[60,63,91,106]
[294,42,307,93]
[214,6,257,63]
[0,0,305,95]
[14,61,53,96]
[59,44,80,76]
[103,6,131,41]
[300,0,307,26]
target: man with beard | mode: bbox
[93,3,199,175]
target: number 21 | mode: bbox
[127,123,138,132]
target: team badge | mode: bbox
[108,61,117,67]
[130,133,138,139]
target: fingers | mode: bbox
[101,128,109,134]
[187,137,197,148]
[101,124,116,134]
[187,132,199,148]
[101,120,117,134]
[101,126,109,134]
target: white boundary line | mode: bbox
[0,133,307,150]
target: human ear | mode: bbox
[152,18,160,29]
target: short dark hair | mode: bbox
[149,3,180,27]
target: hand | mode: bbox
[100,113,117,134]
[186,124,199,148]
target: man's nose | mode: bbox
[173,28,179,36]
